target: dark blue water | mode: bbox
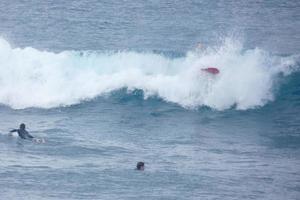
[0,1,300,199]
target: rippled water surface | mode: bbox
[0,0,300,199]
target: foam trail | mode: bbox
[0,38,298,110]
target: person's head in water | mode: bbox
[136,162,145,170]
[19,123,26,130]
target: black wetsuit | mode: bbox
[10,129,34,139]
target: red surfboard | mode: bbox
[201,67,220,75]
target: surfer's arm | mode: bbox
[8,129,18,136]
[27,134,34,139]
[24,131,34,139]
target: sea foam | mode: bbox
[0,38,298,110]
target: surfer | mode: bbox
[10,123,34,139]
[136,162,145,171]
[9,123,44,143]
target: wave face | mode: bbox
[0,38,298,110]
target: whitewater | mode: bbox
[0,38,298,110]
[0,1,300,200]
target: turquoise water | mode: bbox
[0,1,300,199]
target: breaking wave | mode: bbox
[0,37,298,110]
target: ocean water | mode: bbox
[0,0,300,199]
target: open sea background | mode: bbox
[0,0,300,199]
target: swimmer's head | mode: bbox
[136,162,145,170]
[19,123,26,130]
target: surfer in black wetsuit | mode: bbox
[136,162,145,171]
[10,123,34,140]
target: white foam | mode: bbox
[0,37,298,110]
